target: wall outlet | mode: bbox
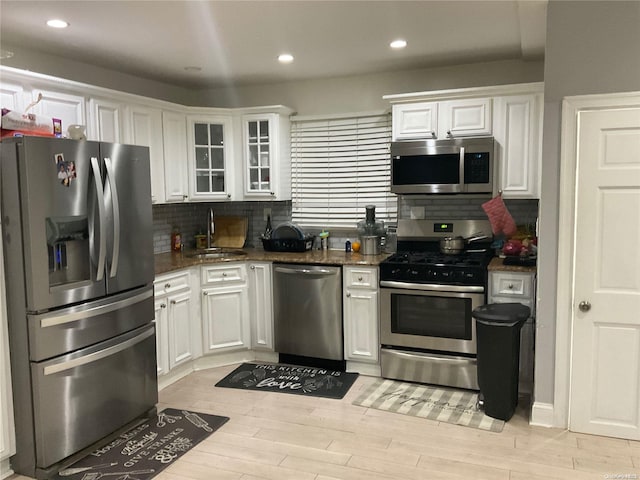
[263,207,272,221]
[410,206,425,219]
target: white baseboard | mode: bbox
[530,401,555,427]
[0,459,14,480]
[346,361,381,377]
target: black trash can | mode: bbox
[473,303,531,421]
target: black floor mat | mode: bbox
[52,409,228,480]
[215,362,359,399]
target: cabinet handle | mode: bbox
[346,292,351,298]
[250,265,255,270]
[164,283,171,289]
[160,303,166,309]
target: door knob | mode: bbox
[579,301,591,312]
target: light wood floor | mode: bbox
[9,363,640,480]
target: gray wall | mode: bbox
[535,1,640,406]
[193,58,543,115]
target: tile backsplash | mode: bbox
[153,201,291,253]
[153,197,538,254]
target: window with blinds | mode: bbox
[290,113,396,228]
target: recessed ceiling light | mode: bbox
[278,54,294,64]
[390,39,407,49]
[184,66,202,72]
[46,19,69,29]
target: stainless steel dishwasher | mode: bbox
[273,263,343,363]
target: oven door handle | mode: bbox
[380,281,484,294]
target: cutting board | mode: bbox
[212,216,248,248]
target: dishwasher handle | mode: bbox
[274,266,338,276]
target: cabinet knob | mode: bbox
[250,265,255,270]
[446,130,453,138]
[358,276,363,282]
[346,292,351,298]
[507,284,514,289]
[429,131,436,138]
[222,272,227,277]
[270,192,275,196]
[203,291,208,296]
[579,300,591,312]
[165,283,171,289]
[170,300,176,305]
[227,194,231,199]
[183,195,188,200]
[160,303,166,309]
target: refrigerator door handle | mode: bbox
[90,156,107,281]
[104,157,120,278]
[38,288,153,328]
[42,326,155,376]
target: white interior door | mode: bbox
[570,105,640,439]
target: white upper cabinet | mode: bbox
[88,97,126,142]
[493,93,543,198]
[392,102,438,140]
[1,81,25,112]
[162,110,189,203]
[439,98,492,138]
[125,105,165,204]
[241,108,293,200]
[392,97,491,140]
[31,89,86,135]
[186,114,234,201]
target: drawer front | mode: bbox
[201,263,246,285]
[490,272,533,298]
[344,267,378,289]
[154,270,190,295]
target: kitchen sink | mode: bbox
[187,248,247,259]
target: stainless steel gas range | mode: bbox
[379,219,494,390]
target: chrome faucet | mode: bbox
[207,208,215,249]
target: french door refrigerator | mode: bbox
[1,136,157,479]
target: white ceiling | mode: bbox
[0,0,547,89]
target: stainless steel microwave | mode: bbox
[390,136,495,194]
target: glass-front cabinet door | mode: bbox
[243,114,274,197]
[187,115,233,201]
[246,118,271,194]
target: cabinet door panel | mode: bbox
[202,285,249,352]
[127,106,165,203]
[344,289,379,363]
[1,82,25,112]
[162,111,189,202]
[440,98,492,138]
[33,90,85,134]
[248,263,273,350]
[153,299,169,376]
[168,291,194,368]
[89,98,123,142]
[392,102,438,140]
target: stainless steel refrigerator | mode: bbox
[1,136,157,479]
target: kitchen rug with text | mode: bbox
[215,362,358,399]
[52,408,229,480]
[352,378,504,432]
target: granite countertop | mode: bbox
[155,247,392,275]
[488,256,537,273]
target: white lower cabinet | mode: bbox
[154,269,199,376]
[488,270,536,394]
[200,263,250,353]
[343,266,379,364]
[247,262,274,351]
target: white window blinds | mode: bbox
[291,113,396,228]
